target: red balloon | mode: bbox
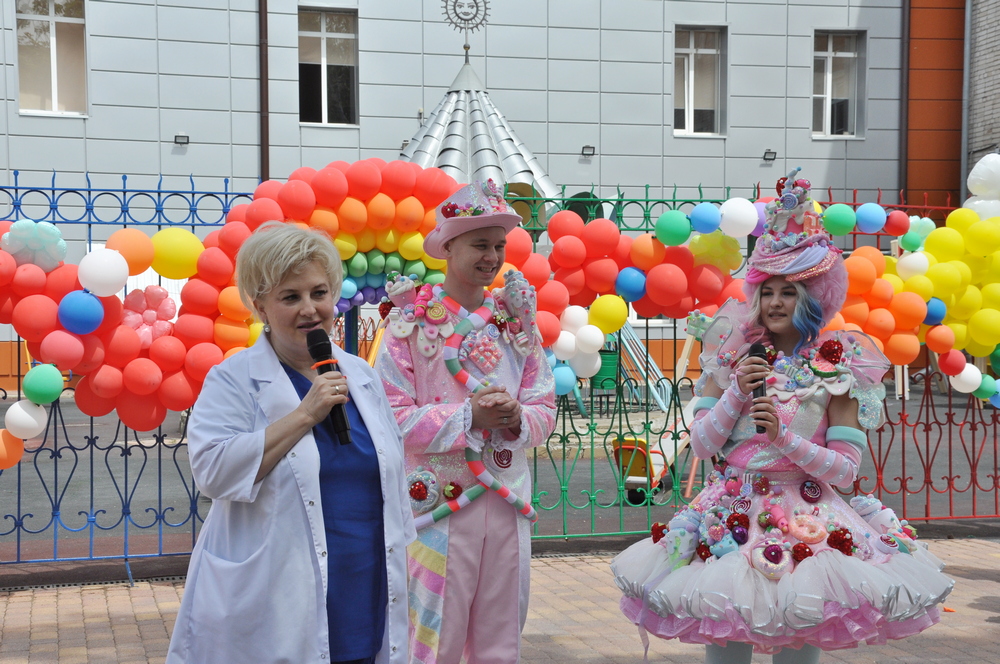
[583,258,618,294]
[646,264,689,306]
[39,330,85,371]
[196,247,235,287]
[505,227,533,268]
[327,160,351,173]
[116,389,167,432]
[662,246,695,273]
[716,277,747,305]
[149,335,188,373]
[180,279,221,317]
[93,295,124,339]
[103,325,142,368]
[74,375,117,418]
[90,364,124,399]
[219,221,251,259]
[581,218,620,259]
[0,293,14,325]
[345,161,382,201]
[11,294,59,342]
[73,335,106,375]
[693,302,720,318]
[631,295,663,318]
[568,286,597,308]
[11,263,47,298]
[938,349,966,376]
[43,264,81,303]
[550,236,587,269]
[884,209,910,236]
[123,357,163,396]
[611,234,633,270]
[26,339,42,361]
[535,310,561,347]
[203,229,222,249]
[159,370,199,412]
[413,167,457,208]
[174,314,215,349]
[380,161,418,200]
[520,253,551,289]
[553,267,586,296]
[662,295,696,319]
[689,264,725,302]
[312,167,350,209]
[253,179,283,201]
[245,197,285,231]
[225,203,249,224]
[536,281,570,316]
[185,342,224,382]
[289,166,318,184]
[0,250,16,287]
[277,179,317,221]
[547,210,585,242]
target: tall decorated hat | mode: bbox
[422,178,522,260]
[743,168,848,325]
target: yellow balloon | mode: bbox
[356,228,377,253]
[945,207,979,233]
[150,227,204,279]
[964,220,1000,257]
[947,322,968,350]
[588,294,629,334]
[982,282,1000,310]
[398,232,425,261]
[925,262,962,298]
[375,228,400,253]
[948,260,972,289]
[334,232,358,260]
[423,254,447,270]
[924,227,965,262]
[969,308,1000,346]
[963,253,990,284]
[882,273,904,293]
[965,338,997,358]
[248,321,264,347]
[883,255,898,276]
[903,274,934,301]
[917,324,930,344]
[950,285,982,320]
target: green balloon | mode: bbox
[366,249,386,275]
[384,252,405,275]
[990,347,1000,374]
[424,269,445,285]
[347,252,368,278]
[654,210,691,246]
[23,363,64,405]
[822,203,857,236]
[899,231,924,252]
[404,260,427,281]
[974,374,997,400]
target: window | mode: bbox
[298,9,358,125]
[674,28,724,135]
[15,0,87,113]
[813,32,865,137]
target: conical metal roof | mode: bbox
[400,63,559,199]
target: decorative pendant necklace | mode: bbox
[436,286,495,393]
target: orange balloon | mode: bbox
[842,322,864,333]
[337,197,368,234]
[884,333,920,365]
[223,347,246,360]
[840,295,870,327]
[418,209,437,236]
[844,255,877,295]
[630,234,666,271]
[925,324,956,354]
[889,291,927,330]
[863,278,894,309]
[107,228,156,276]
[870,336,885,354]
[0,429,25,470]
[309,206,339,237]
[822,312,846,332]
[218,286,251,321]
[214,316,250,351]
[490,263,516,290]
[863,308,895,340]
[367,193,396,231]
[850,245,886,277]
[394,196,425,232]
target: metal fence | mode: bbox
[0,175,992,573]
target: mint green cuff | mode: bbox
[826,425,868,453]
[693,396,719,415]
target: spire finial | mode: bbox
[443,0,489,60]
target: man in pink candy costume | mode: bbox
[375,179,556,664]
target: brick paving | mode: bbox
[0,539,997,663]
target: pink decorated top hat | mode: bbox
[422,179,522,260]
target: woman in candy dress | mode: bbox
[612,173,953,664]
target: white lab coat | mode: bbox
[166,336,416,664]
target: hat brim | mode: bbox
[422,212,522,260]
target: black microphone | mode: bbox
[747,343,769,434]
[306,328,352,446]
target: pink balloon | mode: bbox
[39,330,85,371]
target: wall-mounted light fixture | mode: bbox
[581,145,596,158]
[762,149,777,162]
[401,139,410,151]
[173,134,190,146]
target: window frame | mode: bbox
[297,7,360,127]
[812,30,867,139]
[673,26,727,137]
[14,0,89,116]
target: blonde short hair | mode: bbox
[235,221,342,313]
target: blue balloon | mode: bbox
[365,272,385,288]
[924,297,947,326]
[689,202,721,234]
[553,364,577,396]
[615,267,647,302]
[340,277,358,300]
[545,349,557,369]
[990,392,1000,409]
[855,202,887,234]
[57,289,104,335]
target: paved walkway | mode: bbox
[1,539,998,663]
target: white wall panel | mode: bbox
[361,19,424,54]
[159,109,232,145]
[600,30,663,63]
[600,93,663,126]
[485,26,548,59]
[89,2,157,39]
[485,57,548,91]
[158,41,230,78]
[547,28,599,60]
[601,62,663,95]
[600,0,664,32]
[89,37,158,74]
[90,71,159,108]
[549,91,601,124]
[88,105,159,142]
[548,0,600,29]
[159,75,231,111]
[601,124,663,157]
[156,6,230,44]
[548,59,600,92]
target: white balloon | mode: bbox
[575,324,606,354]
[560,305,589,334]
[967,153,1000,198]
[5,399,47,440]
[963,196,1000,221]
[79,248,129,297]
[552,330,578,361]
[718,197,759,237]
[896,251,929,281]
[951,363,982,394]
[569,351,602,379]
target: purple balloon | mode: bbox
[361,286,378,304]
[751,201,768,237]
[351,292,365,306]
[375,286,387,300]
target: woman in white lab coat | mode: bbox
[166,222,415,664]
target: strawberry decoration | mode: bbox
[409,480,428,502]
[378,300,394,320]
[726,513,749,530]
[826,528,854,555]
[792,543,814,562]
[443,482,463,500]
[696,543,713,560]
[753,476,770,495]
[651,522,667,544]
[819,339,844,364]
[765,347,778,364]
[441,202,459,218]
